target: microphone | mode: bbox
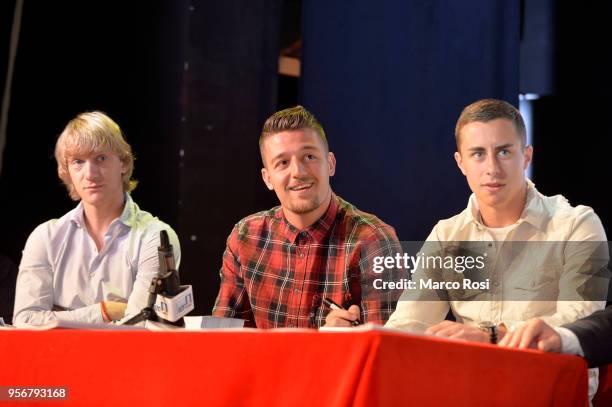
[120,230,194,327]
[154,286,194,323]
[152,230,194,324]
[157,230,179,293]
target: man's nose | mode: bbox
[84,160,100,179]
[289,157,306,177]
[485,154,502,176]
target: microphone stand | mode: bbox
[122,231,185,327]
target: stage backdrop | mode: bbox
[301,0,520,241]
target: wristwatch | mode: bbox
[478,321,498,344]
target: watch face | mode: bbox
[479,321,495,329]
[478,321,498,344]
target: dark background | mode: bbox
[1,0,609,321]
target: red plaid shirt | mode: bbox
[213,193,402,328]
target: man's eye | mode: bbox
[276,160,288,168]
[498,150,510,157]
[472,152,483,158]
[70,159,84,166]
[305,154,315,161]
[97,154,107,162]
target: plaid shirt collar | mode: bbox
[274,192,340,243]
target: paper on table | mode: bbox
[184,316,245,330]
[14,319,147,330]
[14,317,244,331]
[143,320,184,331]
[318,322,426,336]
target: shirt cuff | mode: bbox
[57,303,106,324]
[555,327,584,356]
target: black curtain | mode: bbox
[177,0,282,313]
[0,1,183,281]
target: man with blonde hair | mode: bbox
[13,111,180,325]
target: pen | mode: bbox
[322,297,361,326]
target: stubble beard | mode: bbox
[287,196,321,214]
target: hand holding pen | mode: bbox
[323,298,361,327]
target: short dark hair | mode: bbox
[455,99,526,149]
[259,105,328,152]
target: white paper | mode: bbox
[184,316,245,330]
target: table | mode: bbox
[0,327,589,406]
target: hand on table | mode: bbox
[425,320,490,343]
[498,318,561,352]
[324,305,360,327]
[102,301,127,322]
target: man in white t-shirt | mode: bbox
[324,98,608,399]
[383,98,608,400]
[384,98,607,340]
[328,99,608,334]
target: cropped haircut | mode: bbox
[455,99,527,149]
[259,105,328,157]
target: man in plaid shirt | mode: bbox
[212,106,402,328]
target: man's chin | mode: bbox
[476,194,507,208]
[79,191,109,205]
[286,199,320,215]
[288,206,318,215]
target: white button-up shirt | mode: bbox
[386,180,608,331]
[13,194,181,326]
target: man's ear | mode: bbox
[120,159,128,175]
[261,167,274,190]
[454,151,467,176]
[327,152,336,176]
[523,145,533,170]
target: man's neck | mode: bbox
[284,190,332,231]
[82,194,125,250]
[479,184,528,228]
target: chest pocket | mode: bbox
[511,268,558,300]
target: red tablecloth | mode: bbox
[0,328,589,406]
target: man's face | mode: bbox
[67,149,126,207]
[454,118,532,211]
[261,128,336,221]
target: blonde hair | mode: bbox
[55,111,137,200]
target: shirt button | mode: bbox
[294,288,300,294]
[300,231,308,237]
[299,253,305,258]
